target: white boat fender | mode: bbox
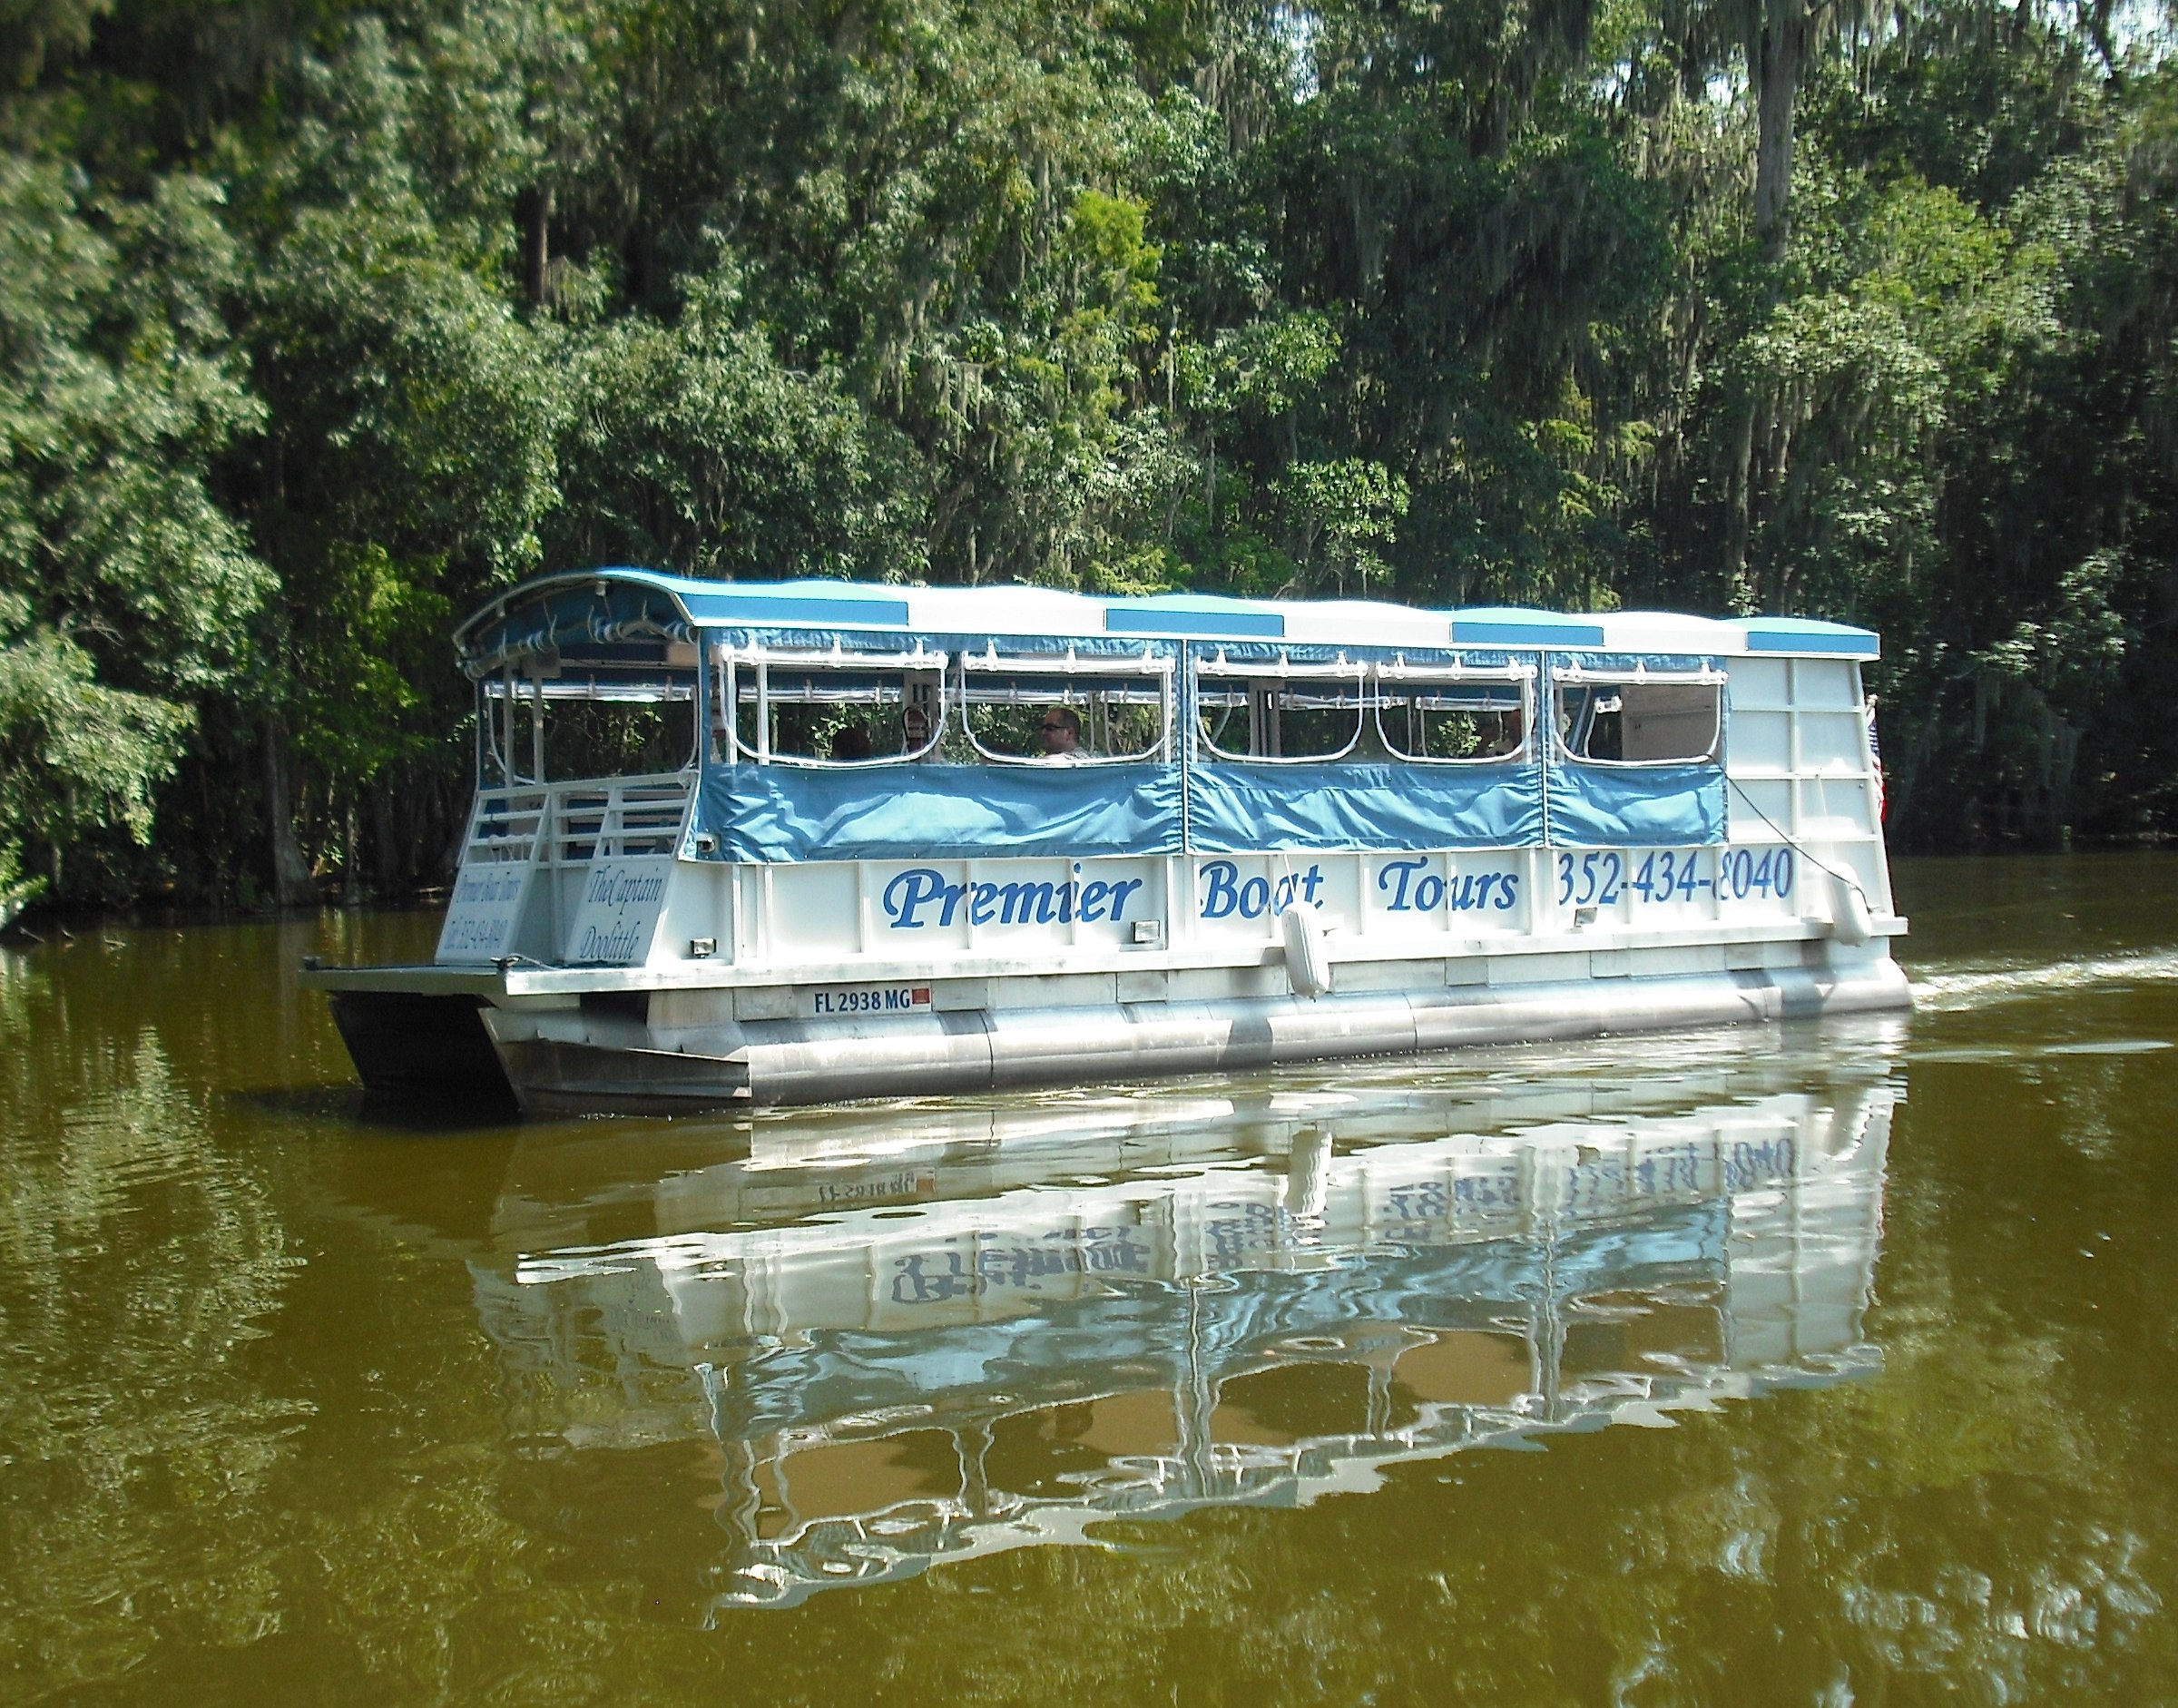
[1280,901,1334,998]
[1826,867,1875,947]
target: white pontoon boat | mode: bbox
[301,572,1908,1110]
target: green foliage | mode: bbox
[550,270,909,580]
[0,621,191,849]
[2,0,2176,898]
[0,155,269,892]
[1271,456,1409,591]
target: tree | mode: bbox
[0,159,268,895]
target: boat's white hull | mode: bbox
[464,943,1910,1112]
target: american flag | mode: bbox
[1867,700,1886,820]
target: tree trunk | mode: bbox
[372,779,405,896]
[1889,704,1938,839]
[521,184,554,308]
[1725,398,1758,607]
[1751,1,1809,263]
[262,718,315,908]
[343,795,360,901]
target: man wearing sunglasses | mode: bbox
[1037,706,1084,762]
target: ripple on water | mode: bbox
[1912,1040,2175,1065]
[1910,947,2178,1012]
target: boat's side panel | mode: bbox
[1722,655,1890,912]
[421,650,1892,996]
[435,773,700,972]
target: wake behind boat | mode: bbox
[301,572,1908,1111]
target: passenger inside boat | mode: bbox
[829,722,874,762]
[1036,707,1084,762]
[1474,709,1523,757]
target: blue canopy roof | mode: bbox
[454,568,1880,671]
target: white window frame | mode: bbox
[957,643,1176,767]
[1193,649,1371,764]
[1549,661,1728,769]
[482,657,701,784]
[713,640,951,768]
[1371,658,1537,766]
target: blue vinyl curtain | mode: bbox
[689,634,1726,860]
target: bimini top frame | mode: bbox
[454,568,1879,679]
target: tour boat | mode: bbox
[301,569,1908,1112]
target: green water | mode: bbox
[5,856,2177,1703]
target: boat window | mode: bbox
[543,686,698,779]
[959,647,1173,765]
[1194,654,1368,762]
[1553,672,1723,766]
[712,645,949,766]
[481,661,699,783]
[1373,663,1532,763]
[479,672,535,785]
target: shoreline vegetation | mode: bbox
[2,0,2173,913]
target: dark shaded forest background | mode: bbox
[2,0,2173,908]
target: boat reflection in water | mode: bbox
[474,1032,1898,1610]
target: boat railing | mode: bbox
[465,788,550,864]
[463,772,692,871]
[548,774,692,863]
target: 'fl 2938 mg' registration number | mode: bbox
[811,986,934,1016]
